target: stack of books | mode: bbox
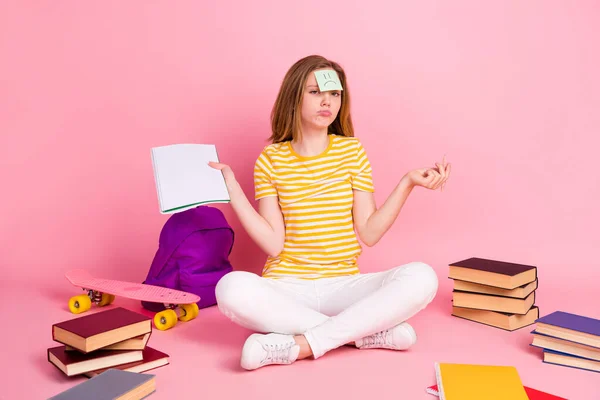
[426,362,566,399]
[48,307,169,378]
[530,310,600,374]
[448,257,540,331]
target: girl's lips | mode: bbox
[318,110,332,116]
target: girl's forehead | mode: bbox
[305,72,318,86]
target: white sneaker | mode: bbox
[240,333,300,370]
[355,322,417,350]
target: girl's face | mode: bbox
[300,69,342,132]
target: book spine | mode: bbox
[434,363,445,400]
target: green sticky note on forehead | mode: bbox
[314,69,343,91]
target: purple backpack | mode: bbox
[141,205,234,311]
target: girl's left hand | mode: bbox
[404,155,451,191]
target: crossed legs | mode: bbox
[215,262,438,369]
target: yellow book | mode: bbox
[434,362,528,400]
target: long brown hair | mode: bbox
[269,55,354,143]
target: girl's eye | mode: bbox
[309,90,319,94]
[332,92,341,97]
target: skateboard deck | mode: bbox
[66,268,200,304]
[65,269,201,330]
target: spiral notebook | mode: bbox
[151,143,230,214]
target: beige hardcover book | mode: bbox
[48,346,143,377]
[84,346,169,378]
[449,257,537,289]
[452,305,539,331]
[453,279,537,299]
[452,290,535,315]
[532,331,600,361]
[52,307,152,353]
[65,333,151,352]
[543,350,600,373]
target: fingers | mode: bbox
[431,155,451,191]
[440,161,451,191]
[443,154,450,177]
[412,156,451,191]
[436,162,446,180]
[425,168,442,189]
[434,162,446,191]
[208,161,236,185]
[208,161,226,169]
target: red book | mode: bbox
[48,345,143,377]
[52,307,152,353]
[426,384,567,399]
[84,346,169,377]
[65,333,151,352]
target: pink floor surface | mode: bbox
[1,275,597,400]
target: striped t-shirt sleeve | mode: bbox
[352,140,375,192]
[254,149,277,200]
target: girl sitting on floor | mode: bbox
[209,54,451,371]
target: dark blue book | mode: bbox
[48,368,155,400]
[535,311,600,340]
[530,330,600,363]
[536,311,600,336]
[543,348,600,374]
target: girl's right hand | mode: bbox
[208,161,236,185]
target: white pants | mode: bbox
[215,261,438,359]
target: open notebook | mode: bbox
[151,144,230,214]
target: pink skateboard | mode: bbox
[65,269,201,330]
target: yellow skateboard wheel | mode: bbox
[178,303,199,322]
[97,293,115,306]
[154,309,178,331]
[69,294,91,314]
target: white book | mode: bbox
[151,143,230,214]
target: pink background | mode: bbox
[1,1,599,399]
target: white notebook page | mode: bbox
[151,144,230,213]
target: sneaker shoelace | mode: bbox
[364,329,391,347]
[264,342,295,363]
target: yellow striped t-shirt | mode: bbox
[253,134,375,280]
